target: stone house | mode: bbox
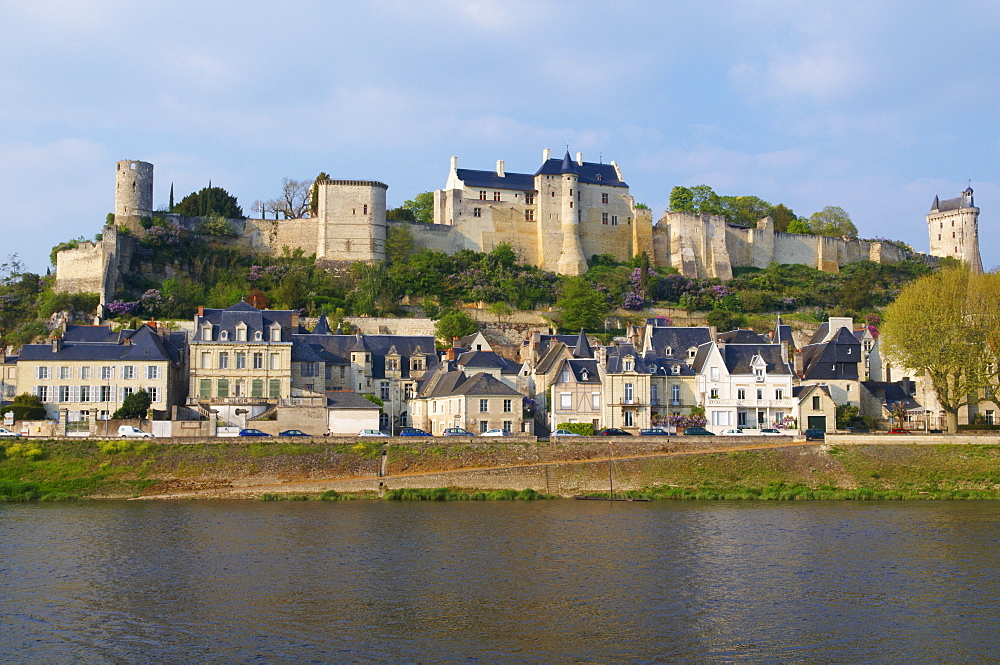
[549,357,603,432]
[410,370,529,435]
[794,384,836,432]
[799,317,862,407]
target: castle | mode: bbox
[57,151,974,302]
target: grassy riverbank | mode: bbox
[3,439,1000,501]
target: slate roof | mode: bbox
[572,330,594,359]
[861,381,922,411]
[534,151,628,188]
[774,317,795,348]
[801,328,861,380]
[419,369,521,398]
[325,390,380,410]
[793,384,832,400]
[62,324,124,344]
[566,359,600,383]
[312,315,331,335]
[291,333,439,380]
[718,344,792,375]
[455,168,536,191]
[932,188,974,212]
[456,350,520,374]
[195,302,308,342]
[644,326,712,359]
[718,329,768,344]
[18,325,183,365]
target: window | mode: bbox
[236,326,247,341]
[473,207,482,217]
[524,209,534,222]
[754,367,765,382]
[624,383,634,404]
[756,388,763,400]
[710,388,719,399]
[624,411,634,427]
[201,326,213,341]
[775,388,783,400]
[493,191,501,201]
[254,331,263,341]
[218,353,229,370]
[302,362,319,377]
[122,387,134,400]
[251,380,263,397]
[381,382,390,400]
[146,366,161,380]
[611,215,618,226]
[602,193,609,204]
[987,410,996,425]
[363,204,368,214]
[592,393,601,409]
[503,420,512,433]
[671,384,681,404]
[253,353,264,369]
[560,393,572,409]
[340,366,346,379]
[269,353,279,370]
[525,192,535,205]
[268,379,281,398]
[100,386,112,402]
[59,366,71,380]
[812,395,821,410]
[201,352,211,369]
[217,379,229,398]
[220,330,229,341]
[236,353,246,369]
[737,388,746,400]
[36,386,49,402]
[121,365,135,380]
[650,384,658,405]
[37,367,51,380]
[80,385,91,402]
[480,399,489,413]
[479,191,487,200]
[710,367,719,382]
[147,386,160,403]
[270,326,281,342]
[624,359,633,372]
[480,420,489,433]
[59,386,70,402]
[81,366,92,380]
[602,212,609,225]
[503,399,512,413]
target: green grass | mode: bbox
[382,487,552,501]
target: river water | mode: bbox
[1,500,998,663]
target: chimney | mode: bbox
[450,155,458,172]
[901,376,914,396]
[576,152,583,166]
[543,148,551,163]
[197,305,204,317]
[496,160,505,177]
[291,312,300,329]
[709,326,718,342]
[51,337,63,353]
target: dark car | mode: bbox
[598,428,632,436]
[804,429,825,441]
[640,427,673,436]
[442,427,476,436]
[279,429,309,437]
[398,427,432,437]
[683,427,714,436]
[239,428,271,437]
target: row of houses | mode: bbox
[0,302,980,435]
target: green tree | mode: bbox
[809,206,857,238]
[669,186,694,212]
[556,276,609,330]
[766,204,798,232]
[174,186,244,219]
[309,172,330,216]
[386,207,416,221]
[434,310,479,343]
[706,309,748,331]
[9,393,46,421]
[350,262,396,316]
[882,267,994,433]
[401,192,435,224]
[385,225,414,265]
[112,389,152,419]
[786,219,811,234]
[272,271,307,310]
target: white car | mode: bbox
[760,428,784,436]
[552,429,582,436]
[357,429,389,437]
[0,426,21,438]
[118,425,153,438]
[481,429,510,437]
[720,428,749,436]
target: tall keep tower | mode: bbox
[114,160,153,218]
[927,187,983,273]
[315,179,388,262]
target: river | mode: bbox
[1,500,998,662]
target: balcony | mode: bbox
[706,398,794,408]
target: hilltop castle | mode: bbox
[57,151,969,302]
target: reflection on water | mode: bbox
[1,501,999,662]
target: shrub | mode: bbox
[99,440,132,455]
[556,422,594,436]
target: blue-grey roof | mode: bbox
[646,326,712,360]
[534,154,627,187]
[720,344,792,375]
[18,325,183,365]
[801,328,861,381]
[566,359,600,383]
[62,324,123,344]
[312,315,331,335]
[456,168,536,191]
[572,330,594,359]
[292,333,438,380]
[718,329,768,344]
[195,302,308,342]
[325,390,380,410]
[861,381,922,411]
[456,350,520,374]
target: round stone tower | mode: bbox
[555,150,588,275]
[927,186,983,273]
[114,160,154,218]
[315,179,388,262]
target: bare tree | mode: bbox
[266,178,313,219]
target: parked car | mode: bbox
[278,429,309,437]
[804,429,825,441]
[398,427,432,437]
[118,425,153,438]
[720,428,748,436]
[481,428,510,437]
[442,427,476,436]
[683,427,714,436]
[238,428,271,437]
[552,429,582,436]
[888,428,912,434]
[597,428,632,436]
[639,427,672,436]
[0,426,21,438]
[358,429,390,437]
[759,428,783,436]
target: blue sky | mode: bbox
[2,0,999,274]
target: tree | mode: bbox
[809,206,857,238]
[669,186,694,212]
[266,178,312,219]
[385,225,414,265]
[766,204,798,232]
[386,207,416,221]
[310,172,330,216]
[786,219,811,234]
[349,262,396,316]
[881,267,996,433]
[112,389,152,419]
[9,393,45,421]
[174,186,244,219]
[556,276,609,330]
[401,192,435,224]
[434,310,479,343]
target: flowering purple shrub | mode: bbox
[247,264,289,287]
[105,300,139,316]
[622,267,656,310]
[667,414,708,429]
[141,221,184,247]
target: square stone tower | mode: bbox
[927,187,983,272]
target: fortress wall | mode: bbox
[578,204,635,262]
[240,217,318,256]
[55,240,107,294]
[392,220,464,255]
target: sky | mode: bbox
[2,0,999,274]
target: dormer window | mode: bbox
[220,330,229,341]
[687,348,697,360]
[671,365,680,375]
[236,324,247,341]
[665,346,673,356]
[201,324,213,341]
[270,324,281,342]
[254,331,263,341]
[754,367,765,382]
[581,370,589,381]
[624,358,633,372]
